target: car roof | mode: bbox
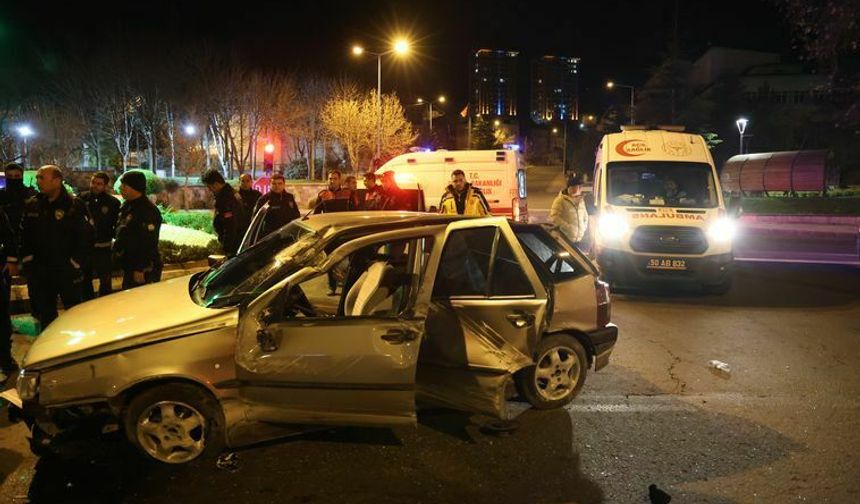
[300,211,470,233]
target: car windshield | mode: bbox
[606,161,718,208]
[191,221,322,308]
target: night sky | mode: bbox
[1,0,793,115]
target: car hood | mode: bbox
[24,274,235,368]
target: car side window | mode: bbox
[515,227,583,280]
[433,227,534,298]
[491,234,534,297]
[432,227,495,297]
[280,238,422,320]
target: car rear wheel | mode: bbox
[516,334,587,409]
[124,383,225,464]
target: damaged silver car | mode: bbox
[3,212,618,464]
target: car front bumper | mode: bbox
[596,249,733,288]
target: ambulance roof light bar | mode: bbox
[620,124,686,132]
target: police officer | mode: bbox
[0,163,37,278]
[19,165,93,328]
[253,172,300,239]
[202,169,246,256]
[238,173,262,220]
[114,171,162,289]
[0,207,16,378]
[79,172,121,299]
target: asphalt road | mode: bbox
[1,262,859,503]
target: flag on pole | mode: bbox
[460,105,469,118]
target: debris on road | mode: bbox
[648,483,672,503]
[708,360,732,378]
[216,452,240,473]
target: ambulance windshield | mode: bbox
[606,161,718,208]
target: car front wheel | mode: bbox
[515,334,588,409]
[124,383,225,464]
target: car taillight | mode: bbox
[595,279,611,327]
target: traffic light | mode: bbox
[263,143,275,172]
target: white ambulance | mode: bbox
[592,126,734,292]
[376,149,529,220]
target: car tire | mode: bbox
[515,334,588,409]
[124,383,225,464]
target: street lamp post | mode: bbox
[415,95,446,133]
[606,81,636,124]
[352,39,410,166]
[735,118,749,155]
[16,125,34,166]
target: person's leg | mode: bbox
[58,274,83,311]
[36,272,60,328]
[95,248,113,296]
[0,271,14,373]
[81,260,95,302]
[122,269,144,290]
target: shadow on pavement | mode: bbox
[24,408,603,504]
[614,262,860,309]
[577,367,805,502]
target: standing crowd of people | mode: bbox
[0,164,162,378]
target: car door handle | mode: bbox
[506,311,535,329]
[381,329,418,344]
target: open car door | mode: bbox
[233,231,434,428]
[416,218,549,419]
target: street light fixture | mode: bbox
[606,80,636,124]
[493,119,501,127]
[736,118,749,155]
[15,124,34,165]
[351,37,413,164]
[412,95,446,133]
[183,124,197,136]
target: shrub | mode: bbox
[159,207,215,234]
[113,169,165,195]
[158,223,220,263]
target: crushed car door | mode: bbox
[234,235,432,428]
[417,218,549,419]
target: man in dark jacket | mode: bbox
[380,171,415,211]
[19,165,93,328]
[79,172,121,299]
[361,172,385,210]
[238,173,262,220]
[253,173,300,239]
[114,171,162,290]
[202,169,246,256]
[1,162,37,277]
[0,207,16,378]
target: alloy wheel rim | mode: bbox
[534,346,580,401]
[136,401,207,463]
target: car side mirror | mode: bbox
[208,254,227,268]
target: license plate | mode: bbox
[646,258,687,271]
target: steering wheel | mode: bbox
[285,285,317,318]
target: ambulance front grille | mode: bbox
[630,226,708,254]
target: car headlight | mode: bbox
[16,370,40,401]
[598,213,630,241]
[707,217,736,244]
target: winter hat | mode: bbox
[120,171,147,195]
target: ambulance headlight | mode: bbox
[16,370,40,401]
[598,213,629,241]
[707,217,736,244]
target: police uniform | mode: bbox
[239,187,262,218]
[439,183,491,216]
[0,208,16,375]
[79,190,121,299]
[213,184,246,256]
[253,190,300,238]
[19,189,93,327]
[114,195,162,290]
[313,187,357,214]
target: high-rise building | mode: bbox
[470,49,519,118]
[530,55,580,124]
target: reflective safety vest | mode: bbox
[439,184,490,216]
